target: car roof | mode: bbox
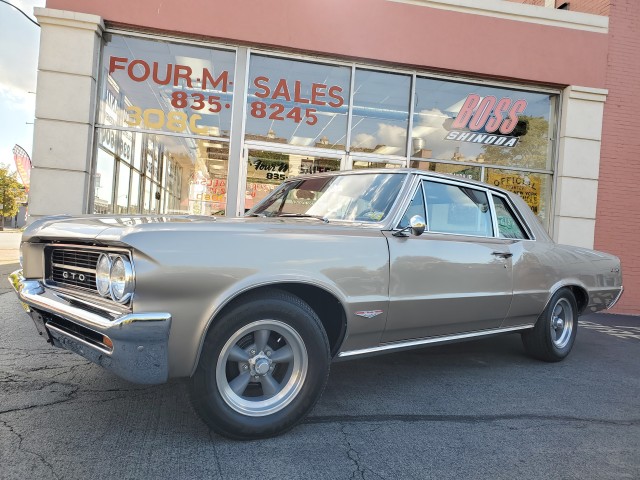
[290,168,493,192]
[287,167,552,242]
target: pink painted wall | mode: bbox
[46,0,608,88]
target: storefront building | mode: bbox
[29,0,638,314]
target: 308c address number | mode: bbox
[125,106,208,135]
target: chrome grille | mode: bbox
[49,248,101,292]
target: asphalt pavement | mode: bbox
[0,238,638,479]
[0,230,21,296]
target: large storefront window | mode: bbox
[485,168,552,219]
[245,55,351,149]
[99,34,236,138]
[410,78,556,224]
[411,78,554,169]
[95,34,235,215]
[350,69,411,157]
[94,33,558,227]
[95,128,229,216]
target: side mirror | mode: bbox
[393,215,426,237]
[409,215,426,236]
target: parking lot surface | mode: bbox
[0,288,638,479]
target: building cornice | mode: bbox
[387,0,609,33]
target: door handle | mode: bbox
[492,251,513,259]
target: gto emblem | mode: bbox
[62,271,86,282]
[355,310,384,319]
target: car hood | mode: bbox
[22,214,378,244]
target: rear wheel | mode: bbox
[521,288,578,362]
[189,290,330,440]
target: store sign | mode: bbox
[446,94,528,148]
[250,76,345,126]
[487,172,540,214]
[109,56,232,136]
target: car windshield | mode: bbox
[247,173,406,222]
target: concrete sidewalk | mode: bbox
[0,231,21,296]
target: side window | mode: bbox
[492,195,528,239]
[424,181,493,237]
[398,183,426,229]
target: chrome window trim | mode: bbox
[421,177,496,239]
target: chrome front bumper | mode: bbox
[8,269,171,384]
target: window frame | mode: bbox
[393,174,535,241]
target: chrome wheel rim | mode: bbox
[216,320,308,417]
[550,298,573,349]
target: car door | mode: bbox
[381,178,514,343]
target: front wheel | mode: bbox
[189,290,330,440]
[521,288,578,362]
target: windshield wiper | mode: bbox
[276,213,329,223]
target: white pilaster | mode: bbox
[553,86,607,248]
[29,8,104,220]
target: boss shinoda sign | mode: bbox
[446,94,528,148]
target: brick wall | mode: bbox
[507,0,546,6]
[593,0,640,314]
[555,0,611,15]
[506,0,611,14]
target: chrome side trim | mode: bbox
[338,325,533,358]
[607,286,624,309]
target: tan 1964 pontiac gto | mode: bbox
[9,169,623,439]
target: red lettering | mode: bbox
[173,65,193,88]
[152,63,172,86]
[485,97,511,133]
[272,79,291,101]
[311,83,327,106]
[327,86,344,108]
[293,81,310,104]
[202,69,229,92]
[500,99,527,134]
[469,96,497,131]
[109,56,128,74]
[254,76,270,98]
[128,60,150,82]
[451,94,480,129]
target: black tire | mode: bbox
[521,288,578,362]
[189,289,330,440]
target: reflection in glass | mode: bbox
[245,150,341,211]
[129,171,140,214]
[98,34,236,138]
[350,69,410,157]
[94,149,115,214]
[352,160,403,170]
[424,181,493,237]
[116,164,130,212]
[411,77,554,171]
[94,128,229,216]
[410,159,481,181]
[245,55,351,149]
[248,173,405,223]
[484,168,551,226]
[492,195,527,239]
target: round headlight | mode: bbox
[109,255,134,303]
[96,253,112,297]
